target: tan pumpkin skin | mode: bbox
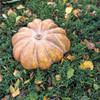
[12,19,70,70]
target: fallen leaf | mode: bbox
[15,16,28,25]
[30,71,34,78]
[86,41,95,50]
[83,54,89,60]
[1,95,10,100]
[0,23,5,28]
[2,14,7,19]
[48,87,52,90]
[93,84,99,90]
[72,30,76,35]
[40,85,45,90]
[65,7,73,15]
[23,79,30,85]
[35,85,41,91]
[7,9,14,16]
[67,55,74,60]
[13,70,19,77]
[43,97,47,100]
[73,9,81,17]
[24,9,32,16]
[66,3,72,6]
[88,88,91,96]
[0,75,2,82]
[94,48,99,52]
[16,5,25,9]
[12,88,20,97]
[47,2,57,6]
[55,75,61,81]
[79,61,94,70]
[67,67,74,79]
[61,58,64,65]
[10,85,15,94]
[95,42,100,44]
[34,79,43,85]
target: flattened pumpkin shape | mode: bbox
[12,19,70,70]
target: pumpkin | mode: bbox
[12,19,70,70]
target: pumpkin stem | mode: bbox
[35,33,42,40]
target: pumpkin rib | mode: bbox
[34,43,39,68]
[12,32,33,46]
[41,42,53,64]
[46,27,66,35]
[45,34,65,52]
[44,40,64,54]
[13,39,32,61]
[19,41,33,63]
[18,27,32,32]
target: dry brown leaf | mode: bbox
[72,30,76,35]
[79,61,94,70]
[23,79,30,85]
[83,54,89,60]
[66,3,72,6]
[55,75,61,81]
[16,5,25,9]
[47,2,57,6]
[10,85,15,94]
[40,85,45,90]
[86,41,95,50]
[30,71,34,78]
[0,75,2,82]
[12,88,20,97]
[67,55,74,60]
[13,70,19,77]
[35,85,41,91]
[95,42,100,44]
[7,9,14,16]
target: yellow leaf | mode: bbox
[79,61,94,70]
[43,97,47,100]
[34,79,43,85]
[67,55,74,60]
[23,79,30,85]
[16,5,25,9]
[65,7,73,15]
[7,9,14,16]
[10,85,15,94]
[13,70,19,77]
[0,75,2,82]
[12,88,20,97]
[55,75,61,81]
[73,9,80,17]
[61,58,64,65]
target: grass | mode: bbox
[0,0,100,100]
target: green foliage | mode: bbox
[0,0,100,100]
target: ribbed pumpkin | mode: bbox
[12,19,70,70]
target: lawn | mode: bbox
[0,0,100,100]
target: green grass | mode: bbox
[0,0,100,100]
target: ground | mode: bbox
[0,0,100,100]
